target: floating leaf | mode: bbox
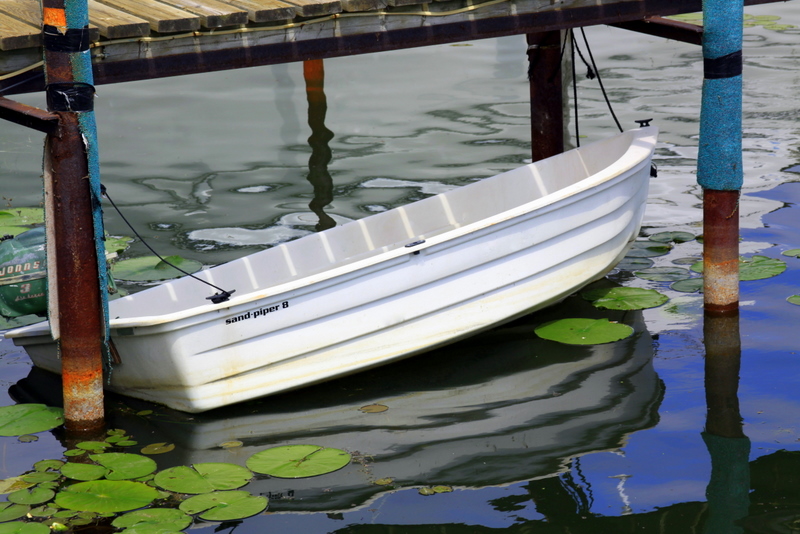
[0,226,28,237]
[0,522,50,534]
[788,295,800,306]
[246,445,351,479]
[179,491,267,521]
[635,266,692,282]
[55,480,159,513]
[34,460,64,472]
[0,477,32,495]
[219,441,243,449]
[104,236,134,255]
[0,405,64,437]
[17,435,38,443]
[116,440,138,447]
[0,208,44,227]
[614,257,654,271]
[782,249,800,258]
[111,508,193,533]
[7,486,55,505]
[432,486,453,493]
[77,441,111,452]
[534,318,634,345]
[154,463,252,494]
[671,278,704,293]
[21,472,59,484]
[60,463,109,482]
[136,410,153,417]
[64,449,86,457]
[648,231,695,244]
[141,443,175,455]
[672,256,702,265]
[626,241,672,258]
[580,287,668,310]
[359,404,388,413]
[418,487,435,496]
[374,478,394,486]
[112,256,202,282]
[28,505,60,517]
[90,453,157,481]
[691,255,786,280]
[0,502,29,522]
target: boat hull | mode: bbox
[8,128,657,412]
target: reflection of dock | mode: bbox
[0,0,782,92]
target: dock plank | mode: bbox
[340,0,386,12]
[0,2,101,42]
[96,0,201,33]
[89,0,151,38]
[156,0,250,28]
[0,12,39,51]
[226,0,297,22]
[282,0,343,17]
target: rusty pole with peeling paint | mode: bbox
[698,0,743,315]
[42,0,108,431]
[527,30,564,163]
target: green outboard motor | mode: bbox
[0,228,47,319]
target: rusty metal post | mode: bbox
[42,0,107,431]
[527,30,564,162]
[698,0,743,315]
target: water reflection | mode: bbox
[12,295,662,513]
[303,59,336,232]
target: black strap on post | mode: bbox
[704,50,743,79]
[46,82,95,112]
[42,25,91,53]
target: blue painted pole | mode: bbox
[42,0,108,430]
[698,0,743,315]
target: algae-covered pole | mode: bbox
[527,31,564,162]
[698,0,743,315]
[42,0,108,430]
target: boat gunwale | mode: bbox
[5,127,657,338]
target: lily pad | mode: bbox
[28,505,60,517]
[691,255,786,281]
[648,231,695,244]
[111,508,193,533]
[634,267,693,282]
[580,287,668,310]
[0,227,28,237]
[782,249,800,258]
[432,485,453,493]
[787,295,800,306]
[105,236,135,255]
[34,460,64,473]
[625,242,672,258]
[246,445,352,479]
[672,256,702,265]
[154,463,253,494]
[219,441,243,449]
[90,453,157,481]
[671,278,704,293]
[0,477,33,495]
[21,472,59,484]
[614,257,654,271]
[374,477,394,486]
[76,441,111,452]
[178,491,267,521]
[359,404,388,413]
[0,503,29,522]
[60,463,109,482]
[55,480,159,513]
[0,523,50,534]
[141,443,175,455]
[534,318,634,345]
[0,405,64,437]
[112,256,203,282]
[7,486,55,505]
[418,487,435,496]
[0,208,44,227]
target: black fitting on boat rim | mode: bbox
[635,118,653,128]
[207,290,235,304]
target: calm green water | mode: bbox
[2,2,800,532]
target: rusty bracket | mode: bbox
[0,96,59,135]
[610,16,703,46]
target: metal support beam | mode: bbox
[42,0,107,431]
[527,30,564,162]
[0,97,59,135]
[610,16,704,46]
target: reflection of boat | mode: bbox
[6,127,658,412]
[12,298,662,513]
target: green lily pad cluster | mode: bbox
[1,426,351,532]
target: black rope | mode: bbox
[0,71,44,96]
[101,185,235,304]
[580,28,623,133]
[570,30,580,148]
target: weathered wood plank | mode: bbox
[96,0,201,33]
[156,0,250,28]
[0,2,101,42]
[282,0,342,17]
[226,0,297,22]
[340,0,387,13]
[89,0,151,38]
[0,12,39,51]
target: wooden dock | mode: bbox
[0,0,788,93]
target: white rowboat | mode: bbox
[7,127,658,412]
